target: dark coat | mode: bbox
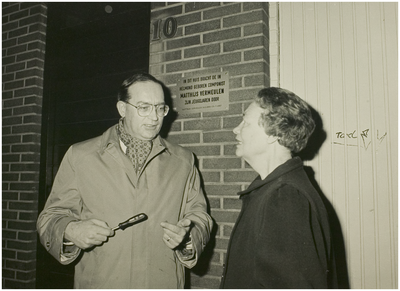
[220,157,337,289]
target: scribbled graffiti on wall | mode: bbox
[333,129,387,150]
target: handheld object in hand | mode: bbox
[112,213,148,231]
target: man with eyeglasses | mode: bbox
[37,73,213,288]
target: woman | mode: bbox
[220,87,336,288]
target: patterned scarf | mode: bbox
[116,118,153,173]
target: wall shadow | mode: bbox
[159,84,177,139]
[297,105,327,161]
[304,166,350,288]
[184,155,219,288]
[296,105,350,288]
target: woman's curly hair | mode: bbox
[255,87,315,153]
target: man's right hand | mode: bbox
[64,219,114,249]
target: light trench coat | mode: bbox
[37,125,213,288]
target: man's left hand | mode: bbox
[160,218,191,249]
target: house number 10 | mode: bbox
[152,17,178,40]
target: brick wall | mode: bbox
[2,2,47,288]
[149,2,270,288]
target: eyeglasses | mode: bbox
[124,101,169,117]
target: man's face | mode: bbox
[118,81,165,140]
[233,102,270,162]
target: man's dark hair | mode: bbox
[256,87,316,153]
[118,73,164,102]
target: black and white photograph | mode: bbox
[2,2,397,289]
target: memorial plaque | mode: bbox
[175,71,229,114]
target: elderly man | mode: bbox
[220,88,337,288]
[37,73,213,288]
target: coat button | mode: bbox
[46,242,50,248]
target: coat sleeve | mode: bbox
[255,184,328,288]
[37,146,82,265]
[175,154,213,268]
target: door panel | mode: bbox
[37,3,150,288]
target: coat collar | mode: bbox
[238,156,304,196]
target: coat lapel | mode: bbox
[99,126,138,188]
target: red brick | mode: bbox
[5,260,36,270]
[223,10,265,28]
[2,211,18,220]
[166,58,200,73]
[185,19,221,35]
[208,197,221,208]
[184,118,221,131]
[166,132,200,144]
[17,250,36,261]
[184,43,220,58]
[244,48,269,61]
[222,224,234,237]
[203,131,236,143]
[2,269,16,279]
[11,125,41,135]
[202,171,221,183]
[6,221,37,233]
[19,14,46,27]
[2,4,20,15]
[224,170,256,182]
[166,35,200,50]
[3,80,24,90]
[215,236,231,249]
[203,52,241,67]
[17,32,46,44]
[184,2,220,13]
[14,86,42,97]
[9,10,29,21]
[5,62,26,73]
[203,157,241,169]
[224,144,237,155]
[18,212,38,221]
[175,12,201,26]
[10,163,40,172]
[3,249,16,259]
[224,36,264,53]
[29,4,47,15]
[203,27,241,43]
[3,145,11,153]
[16,270,36,281]
[6,44,27,55]
[243,2,268,11]
[3,116,23,126]
[13,105,42,115]
[223,197,242,210]
[17,231,37,240]
[2,154,20,163]
[203,3,241,20]
[204,184,241,196]
[150,5,182,19]
[2,173,19,181]
[203,102,243,117]
[8,27,28,38]
[229,87,261,102]
[223,116,242,129]
[223,61,267,77]
[2,38,17,48]
[185,145,220,156]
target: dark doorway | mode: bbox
[37,3,150,288]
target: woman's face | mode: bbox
[233,102,270,163]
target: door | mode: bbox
[37,3,150,288]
